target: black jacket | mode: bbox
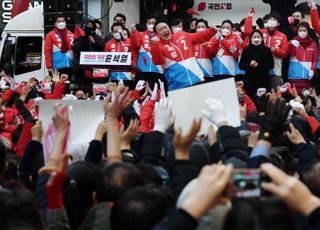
[239,44,274,77]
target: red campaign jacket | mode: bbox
[44,29,74,69]
[140,100,155,133]
[194,42,215,59]
[151,29,216,65]
[311,9,320,35]
[131,30,155,52]
[243,17,288,59]
[288,37,318,71]
[205,34,240,60]
[260,29,288,58]
[104,38,131,52]
[16,121,34,157]
[44,82,66,100]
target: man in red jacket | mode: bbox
[150,20,216,91]
[44,16,74,76]
[105,22,132,80]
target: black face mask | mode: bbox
[84,25,95,36]
[293,19,300,27]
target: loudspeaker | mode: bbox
[43,0,83,12]
[44,12,82,26]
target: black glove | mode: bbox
[259,98,290,144]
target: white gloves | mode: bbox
[308,0,317,10]
[62,94,78,100]
[151,84,158,101]
[291,40,300,48]
[159,80,166,99]
[135,80,145,91]
[309,70,315,79]
[202,98,228,126]
[133,100,141,116]
[153,98,174,133]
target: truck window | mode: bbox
[0,36,16,68]
[14,37,42,75]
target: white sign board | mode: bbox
[168,78,240,134]
[38,100,105,162]
[80,52,131,66]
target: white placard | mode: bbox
[38,100,105,162]
[168,78,240,134]
[80,52,131,66]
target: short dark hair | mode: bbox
[55,15,66,23]
[0,187,44,229]
[145,14,157,22]
[114,13,126,22]
[265,12,282,23]
[293,10,305,19]
[93,19,102,27]
[154,20,169,33]
[196,18,208,28]
[111,185,172,230]
[222,19,234,28]
[170,18,185,28]
[111,22,124,32]
[74,87,87,95]
[223,200,296,230]
[96,163,145,202]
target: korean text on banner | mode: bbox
[168,78,240,134]
[38,100,104,162]
[80,52,131,66]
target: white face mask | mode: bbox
[197,28,206,32]
[267,20,278,28]
[56,22,66,30]
[113,32,122,40]
[252,38,262,45]
[221,28,231,36]
[298,31,308,38]
[95,29,102,36]
[172,27,183,33]
[147,24,154,32]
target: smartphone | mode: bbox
[250,7,255,14]
[225,169,268,198]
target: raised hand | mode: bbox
[104,85,132,119]
[174,118,202,160]
[153,98,174,133]
[261,163,320,216]
[202,98,228,127]
[119,119,140,149]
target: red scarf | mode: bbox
[295,35,313,48]
[54,28,70,53]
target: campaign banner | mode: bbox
[38,100,105,162]
[168,78,241,134]
[192,0,270,27]
[80,52,132,66]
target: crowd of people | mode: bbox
[1,0,320,229]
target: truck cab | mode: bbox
[0,5,45,83]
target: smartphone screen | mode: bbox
[226,169,262,198]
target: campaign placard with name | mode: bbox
[80,52,131,66]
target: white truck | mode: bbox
[0,0,315,82]
[0,5,44,82]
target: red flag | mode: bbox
[74,25,85,39]
[11,0,30,18]
[187,8,200,16]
